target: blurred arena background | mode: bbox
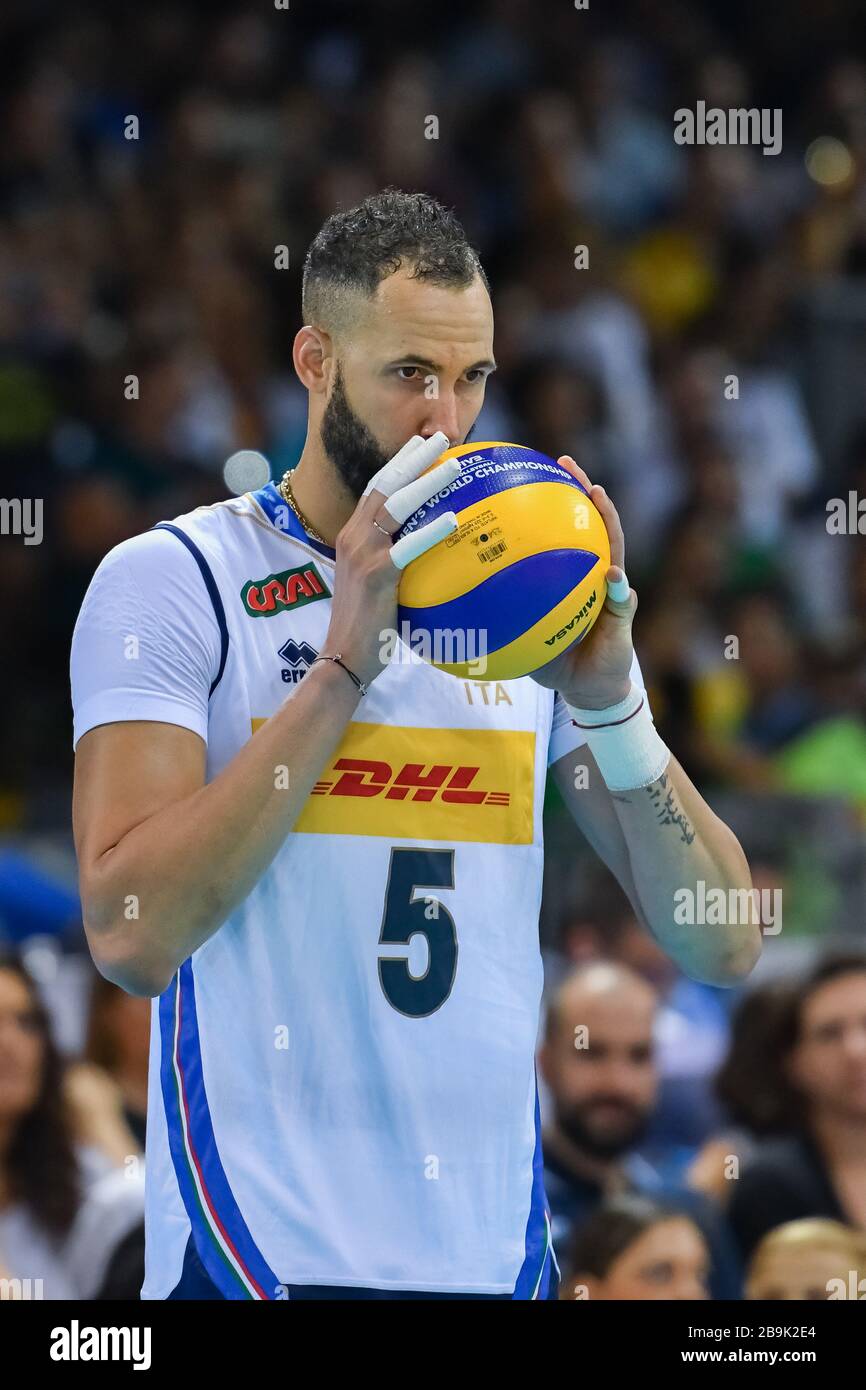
[1,0,865,1301]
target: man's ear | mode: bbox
[293,325,333,393]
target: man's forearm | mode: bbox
[609,757,761,985]
[80,661,362,994]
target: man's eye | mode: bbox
[397,367,420,381]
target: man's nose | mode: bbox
[419,393,461,448]
[597,1060,646,1095]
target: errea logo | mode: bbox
[278,638,318,684]
[241,564,330,617]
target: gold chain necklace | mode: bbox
[277,471,328,544]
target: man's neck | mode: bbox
[544,1124,628,1194]
[286,437,356,547]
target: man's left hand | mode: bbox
[530,455,636,710]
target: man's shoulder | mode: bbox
[152,492,265,547]
[93,492,276,581]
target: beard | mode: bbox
[320,360,477,501]
[320,361,391,501]
[556,1096,650,1162]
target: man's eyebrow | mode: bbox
[383,356,497,373]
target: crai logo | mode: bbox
[241,563,330,617]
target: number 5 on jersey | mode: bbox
[378,848,457,1018]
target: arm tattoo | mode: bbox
[645,772,695,845]
[611,773,696,844]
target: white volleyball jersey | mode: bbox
[70,482,643,1299]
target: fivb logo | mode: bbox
[674,101,782,156]
[673,881,782,934]
[50,1320,151,1370]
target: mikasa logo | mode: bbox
[544,590,597,645]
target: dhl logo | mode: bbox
[250,720,535,842]
[311,759,511,805]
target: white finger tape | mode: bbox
[607,572,630,604]
[363,431,449,500]
[390,511,458,571]
[383,456,461,524]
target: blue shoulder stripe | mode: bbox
[153,523,229,697]
[250,481,337,560]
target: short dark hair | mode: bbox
[568,1194,699,1282]
[780,950,866,1050]
[718,950,866,1134]
[302,188,488,334]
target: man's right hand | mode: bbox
[324,432,460,688]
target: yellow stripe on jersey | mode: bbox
[251,718,535,843]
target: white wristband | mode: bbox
[564,682,670,792]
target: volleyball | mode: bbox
[395,441,611,680]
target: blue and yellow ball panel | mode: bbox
[396,442,610,680]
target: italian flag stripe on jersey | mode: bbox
[159,962,280,1299]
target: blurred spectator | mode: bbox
[561,1193,710,1301]
[0,849,80,943]
[0,951,144,1298]
[1,0,865,1303]
[686,978,797,1205]
[85,974,150,1150]
[538,962,741,1298]
[728,952,866,1260]
[544,889,733,1161]
[745,1218,866,1300]
[64,1058,144,1170]
[0,0,863,829]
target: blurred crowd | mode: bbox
[1,0,865,1299]
[3,941,866,1299]
[1,0,865,821]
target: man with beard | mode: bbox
[71,190,757,1300]
[538,962,742,1299]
